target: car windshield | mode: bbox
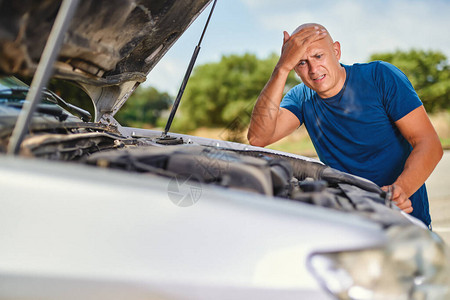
[0,77,57,106]
[0,76,28,89]
[0,76,92,122]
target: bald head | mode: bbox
[292,23,334,43]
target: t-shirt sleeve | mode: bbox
[280,84,304,124]
[375,61,423,122]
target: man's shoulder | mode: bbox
[347,61,408,87]
[348,61,383,71]
[350,61,400,74]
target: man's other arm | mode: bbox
[247,67,300,147]
[382,106,443,212]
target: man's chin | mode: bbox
[310,83,328,94]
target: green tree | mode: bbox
[370,50,450,112]
[171,53,300,135]
[115,85,172,128]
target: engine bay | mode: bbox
[0,124,411,227]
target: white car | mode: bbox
[0,1,449,299]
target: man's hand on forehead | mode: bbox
[288,25,329,44]
[276,25,327,72]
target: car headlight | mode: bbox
[307,225,450,300]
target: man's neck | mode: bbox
[317,65,347,99]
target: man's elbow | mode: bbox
[428,136,444,165]
[247,133,269,148]
[436,140,444,162]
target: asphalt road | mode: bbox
[426,150,450,244]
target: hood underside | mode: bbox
[0,0,211,122]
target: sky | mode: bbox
[144,0,450,94]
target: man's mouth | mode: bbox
[313,74,326,81]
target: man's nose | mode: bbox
[309,61,319,74]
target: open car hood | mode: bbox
[0,0,211,122]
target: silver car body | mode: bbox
[0,1,449,299]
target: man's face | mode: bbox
[293,37,345,99]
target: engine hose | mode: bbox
[225,148,385,197]
[320,167,384,196]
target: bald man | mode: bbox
[247,23,442,227]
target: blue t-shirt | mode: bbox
[281,61,430,225]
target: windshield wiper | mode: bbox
[1,86,91,122]
[4,101,69,122]
[44,89,91,122]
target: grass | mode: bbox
[430,111,450,150]
[441,138,450,150]
[188,126,317,156]
[265,127,317,157]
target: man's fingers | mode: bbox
[287,31,321,51]
[292,31,327,50]
[395,198,412,209]
[402,207,414,214]
[382,184,413,214]
[292,28,321,40]
[290,27,327,40]
[401,205,413,213]
[290,25,320,38]
[288,26,318,44]
[381,184,401,197]
[313,30,328,41]
[390,186,406,202]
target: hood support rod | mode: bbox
[161,0,218,138]
[7,0,80,155]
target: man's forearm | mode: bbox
[248,27,327,147]
[394,137,443,198]
[247,67,290,146]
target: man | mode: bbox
[247,23,443,227]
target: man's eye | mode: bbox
[298,61,306,66]
[316,55,322,59]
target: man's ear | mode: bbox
[283,31,290,45]
[333,41,341,60]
